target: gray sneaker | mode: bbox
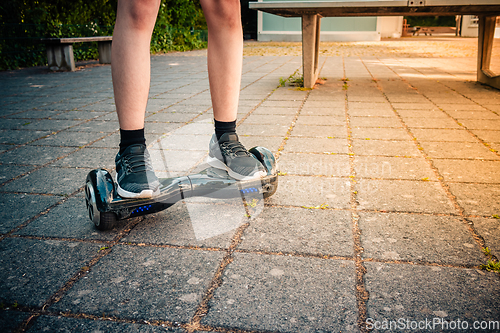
[207,132,266,180]
[115,144,160,198]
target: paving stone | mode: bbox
[352,140,421,157]
[354,156,436,180]
[397,110,449,119]
[261,100,303,108]
[0,164,33,184]
[348,95,387,103]
[150,134,211,151]
[0,238,102,308]
[239,207,353,256]
[348,102,392,111]
[348,108,395,118]
[284,137,348,154]
[0,130,50,145]
[0,310,31,333]
[149,149,207,173]
[146,112,199,123]
[472,217,500,258]
[448,183,500,216]
[447,110,500,119]
[243,114,294,125]
[266,175,350,209]
[290,124,347,138]
[365,262,500,328]
[438,103,488,111]
[294,115,345,127]
[433,160,500,183]
[355,179,456,214]
[350,116,402,128]
[32,131,107,147]
[67,121,120,133]
[252,107,298,115]
[15,197,119,241]
[390,102,436,110]
[0,193,60,233]
[170,122,214,135]
[2,146,75,166]
[143,122,181,135]
[202,253,358,332]
[21,119,82,131]
[301,106,345,116]
[52,110,108,120]
[2,167,89,195]
[51,245,224,322]
[237,123,289,137]
[79,102,117,112]
[411,129,477,142]
[6,109,61,119]
[239,135,283,153]
[27,315,186,333]
[51,148,115,169]
[456,119,500,130]
[302,100,346,109]
[419,141,499,160]
[125,200,243,248]
[351,127,410,140]
[278,152,350,177]
[470,129,500,143]
[93,111,119,121]
[359,212,483,265]
[0,118,43,130]
[404,117,461,129]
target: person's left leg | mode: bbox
[201,0,266,180]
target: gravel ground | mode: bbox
[242,37,500,58]
[179,37,500,72]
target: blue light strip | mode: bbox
[241,187,258,194]
[132,204,153,215]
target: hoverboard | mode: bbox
[84,146,278,230]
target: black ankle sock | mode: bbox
[119,128,146,153]
[214,119,237,140]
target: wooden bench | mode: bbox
[249,0,500,90]
[41,36,112,71]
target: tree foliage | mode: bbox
[0,0,207,70]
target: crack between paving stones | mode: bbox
[362,57,499,267]
[343,56,370,333]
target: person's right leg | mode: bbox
[112,0,161,198]
[200,0,266,180]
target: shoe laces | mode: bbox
[219,140,250,157]
[122,150,153,174]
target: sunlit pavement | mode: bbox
[1,50,499,332]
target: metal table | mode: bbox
[249,0,500,89]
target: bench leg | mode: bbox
[98,41,112,64]
[477,16,500,90]
[302,14,321,88]
[46,44,76,71]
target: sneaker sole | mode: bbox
[115,174,160,199]
[206,156,267,181]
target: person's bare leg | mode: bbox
[200,0,243,122]
[112,0,161,199]
[201,0,266,180]
[112,0,160,130]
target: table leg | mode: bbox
[302,14,321,88]
[477,16,500,90]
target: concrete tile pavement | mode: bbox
[0,50,499,332]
